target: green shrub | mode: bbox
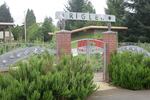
[138,43,150,52]
[109,52,150,90]
[0,53,95,100]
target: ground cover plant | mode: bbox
[0,43,26,55]
[0,41,54,55]
[109,52,150,90]
[138,43,150,52]
[0,52,96,100]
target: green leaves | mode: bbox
[26,9,36,28]
[105,0,125,26]
[109,52,150,90]
[42,17,55,42]
[64,0,96,30]
[0,52,95,100]
[0,3,13,22]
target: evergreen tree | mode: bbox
[27,23,42,41]
[105,0,127,42]
[65,0,96,30]
[0,3,13,22]
[105,0,126,26]
[125,0,150,42]
[105,0,150,42]
[25,9,36,28]
[42,17,55,41]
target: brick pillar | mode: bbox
[102,31,118,81]
[56,30,71,57]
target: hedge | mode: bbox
[109,52,150,90]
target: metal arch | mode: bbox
[72,38,105,55]
[71,38,105,44]
[72,38,107,81]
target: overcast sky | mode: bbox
[0,0,107,25]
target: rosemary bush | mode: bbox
[0,52,95,100]
[109,52,150,90]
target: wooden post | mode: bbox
[3,29,5,42]
[9,27,11,42]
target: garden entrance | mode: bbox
[72,39,106,81]
[56,30,118,82]
[56,11,118,81]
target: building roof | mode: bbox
[0,22,15,30]
[48,32,55,35]
[0,22,15,26]
[71,26,128,33]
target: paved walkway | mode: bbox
[88,82,150,100]
[93,72,104,82]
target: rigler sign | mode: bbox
[55,11,116,22]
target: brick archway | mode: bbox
[56,30,118,81]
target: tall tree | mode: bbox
[0,3,13,22]
[42,17,55,41]
[105,0,127,42]
[64,0,96,30]
[27,23,42,41]
[25,9,36,28]
[11,25,24,40]
[125,0,150,42]
[105,0,126,26]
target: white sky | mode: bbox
[0,0,107,25]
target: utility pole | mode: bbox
[24,11,27,42]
